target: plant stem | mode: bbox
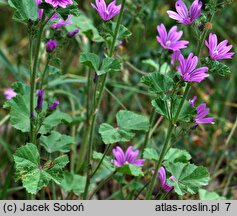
[29,18,44,143]
[141,108,156,155]
[90,144,112,178]
[89,171,116,200]
[83,0,126,199]
[213,116,237,175]
[40,56,50,89]
[145,83,190,200]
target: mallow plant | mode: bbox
[2,0,234,200]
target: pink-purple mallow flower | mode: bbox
[112,146,145,167]
[46,39,57,53]
[177,53,209,83]
[189,96,215,125]
[152,167,176,192]
[205,33,235,60]
[50,15,73,29]
[167,0,202,25]
[68,29,79,37]
[91,0,121,21]
[171,50,181,65]
[156,24,189,51]
[49,100,60,111]
[45,0,73,8]
[4,88,17,100]
[36,0,58,20]
[37,89,44,111]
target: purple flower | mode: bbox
[50,15,73,29]
[4,88,17,100]
[205,33,235,60]
[36,0,43,19]
[156,24,189,51]
[68,29,79,37]
[177,53,209,83]
[189,96,197,107]
[167,0,202,25]
[171,50,181,65]
[152,167,176,192]
[194,103,215,125]
[91,0,121,21]
[112,146,145,167]
[45,0,73,8]
[46,39,57,53]
[37,89,44,111]
[49,100,60,111]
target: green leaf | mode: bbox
[152,97,196,122]
[39,110,72,134]
[93,152,115,171]
[14,143,69,194]
[165,162,210,196]
[80,52,100,70]
[117,164,144,177]
[66,13,104,42]
[97,57,121,75]
[141,72,174,95]
[205,58,231,77]
[142,59,159,71]
[164,148,191,163]
[143,148,159,161]
[199,189,226,200]
[143,148,191,163]
[99,123,135,144]
[8,0,38,22]
[116,110,150,132]
[3,94,30,132]
[40,131,74,153]
[47,65,61,76]
[61,172,86,196]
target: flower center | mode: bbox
[105,9,110,15]
[165,40,171,46]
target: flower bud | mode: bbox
[46,39,57,53]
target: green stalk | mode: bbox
[83,0,126,199]
[90,144,112,178]
[141,108,156,155]
[145,83,190,200]
[39,56,50,89]
[89,171,116,200]
[30,20,44,143]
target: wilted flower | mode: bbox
[171,50,181,65]
[49,100,60,111]
[177,53,209,83]
[167,0,202,25]
[45,0,73,8]
[4,88,17,100]
[50,15,73,29]
[36,89,44,111]
[156,24,189,51]
[112,146,145,167]
[91,0,121,21]
[46,39,57,53]
[152,167,176,192]
[68,29,79,37]
[205,33,235,60]
[194,103,215,125]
